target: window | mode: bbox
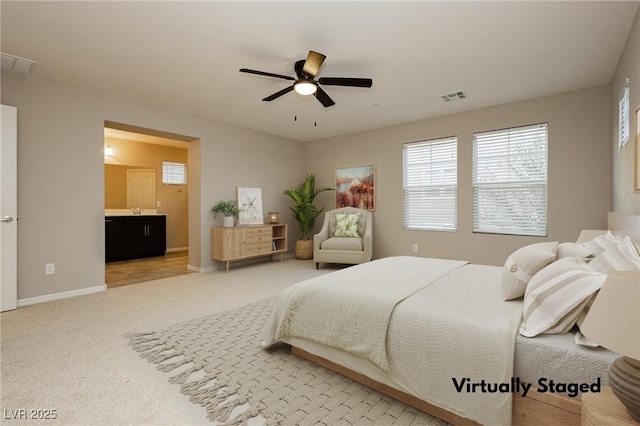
[162,161,187,185]
[619,77,630,152]
[473,123,547,237]
[403,137,457,231]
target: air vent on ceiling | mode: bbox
[440,91,467,102]
[1,52,37,74]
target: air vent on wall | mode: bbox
[440,91,467,102]
[1,52,37,74]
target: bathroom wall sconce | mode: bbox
[104,145,113,156]
[268,212,280,224]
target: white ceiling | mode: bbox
[2,1,638,142]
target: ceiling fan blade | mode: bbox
[262,85,294,102]
[318,77,373,88]
[302,51,326,78]
[315,87,335,108]
[240,68,295,81]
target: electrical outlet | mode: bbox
[45,263,55,275]
[412,244,418,253]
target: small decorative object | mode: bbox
[210,200,240,228]
[237,187,264,226]
[336,164,375,211]
[283,174,333,260]
[268,212,280,224]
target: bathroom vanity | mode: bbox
[105,211,166,262]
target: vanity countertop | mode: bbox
[105,209,166,216]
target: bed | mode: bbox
[263,212,640,425]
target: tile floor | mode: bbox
[105,250,196,288]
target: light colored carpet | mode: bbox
[127,297,444,426]
[1,259,335,425]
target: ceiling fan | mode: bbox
[239,50,373,107]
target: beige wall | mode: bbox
[104,165,130,208]
[305,86,612,266]
[612,8,640,214]
[1,71,305,300]
[104,139,189,250]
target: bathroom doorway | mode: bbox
[104,123,193,288]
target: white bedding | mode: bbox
[263,257,523,425]
[268,256,467,370]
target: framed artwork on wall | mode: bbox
[335,164,375,211]
[237,187,263,225]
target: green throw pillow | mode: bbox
[334,213,361,238]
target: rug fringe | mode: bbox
[181,376,216,394]
[149,349,179,364]
[168,365,198,385]
[157,357,189,373]
[123,331,155,342]
[132,340,165,353]
[206,397,248,424]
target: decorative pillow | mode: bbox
[574,293,601,347]
[557,242,592,261]
[588,236,640,274]
[502,242,559,300]
[519,257,607,338]
[581,230,622,257]
[334,213,361,238]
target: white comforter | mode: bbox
[266,256,467,370]
[263,257,523,425]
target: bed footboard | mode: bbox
[292,346,582,426]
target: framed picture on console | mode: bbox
[335,164,375,211]
[237,187,264,225]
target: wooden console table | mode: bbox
[210,224,287,272]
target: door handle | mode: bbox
[1,216,14,223]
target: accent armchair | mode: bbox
[313,207,373,269]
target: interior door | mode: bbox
[1,105,18,312]
[126,169,156,210]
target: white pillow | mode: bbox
[502,242,558,300]
[588,236,640,274]
[557,242,592,261]
[519,257,606,338]
[581,230,622,257]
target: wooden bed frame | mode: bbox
[291,212,640,426]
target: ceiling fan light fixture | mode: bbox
[294,80,318,96]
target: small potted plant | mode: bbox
[283,174,333,259]
[210,200,240,228]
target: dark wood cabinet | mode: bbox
[105,217,126,262]
[105,215,166,262]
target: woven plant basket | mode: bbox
[294,239,313,260]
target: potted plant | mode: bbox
[283,174,333,259]
[210,200,240,228]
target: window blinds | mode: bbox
[619,78,630,152]
[473,123,547,236]
[162,161,187,185]
[403,137,457,231]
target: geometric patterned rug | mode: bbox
[126,297,446,425]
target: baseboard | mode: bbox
[188,264,215,273]
[166,247,188,253]
[17,284,107,307]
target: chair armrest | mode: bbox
[314,213,331,253]
[362,213,373,261]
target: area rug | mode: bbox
[126,297,445,426]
